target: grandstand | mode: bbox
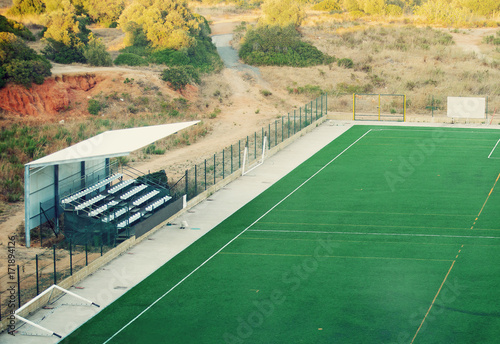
[23,121,199,247]
[61,169,174,245]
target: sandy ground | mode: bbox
[447,28,498,61]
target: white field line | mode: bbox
[101,129,373,344]
[487,139,500,159]
[248,229,500,240]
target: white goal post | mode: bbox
[242,136,267,176]
[13,284,100,338]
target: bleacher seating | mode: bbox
[88,200,119,217]
[63,171,173,232]
[108,179,135,194]
[117,212,142,229]
[120,184,148,200]
[133,190,160,207]
[62,173,122,204]
[101,207,128,223]
[145,195,172,212]
[75,194,106,211]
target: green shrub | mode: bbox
[4,59,52,87]
[0,33,52,88]
[385,4,403,16]
[7,0,45,16]
[87,99,106,115]
[148,36,223,73]
[114,53,148,66]
[144,144,165,155]
[83,33,113,66]
[336,82,372,94]
[260,0,305,28]
[42,38,86,64]
[0,15,36,41]
[239,25,335,67]
[312,0,341,12]
[337,58,354,68]
[160,66,200,91]
[260,89,272,96]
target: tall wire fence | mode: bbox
[0,93,327,321]
[170,94,327,200]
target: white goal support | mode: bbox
[13,284,100,338]
[242,136,267,176]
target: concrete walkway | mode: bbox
[1,120,352,343]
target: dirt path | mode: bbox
[448,28,497,60]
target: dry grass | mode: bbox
[263,21,499,116]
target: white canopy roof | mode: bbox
[26,121,200,168]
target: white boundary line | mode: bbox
[488,138,500,159]
[247,229,500,240]
[101,129,373,344]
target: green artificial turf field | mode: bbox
[61,125,500,344]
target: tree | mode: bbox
[83,33,112,66]
[118,0,202,49]
[41,5,90,63]
[415,0,472,25]
[0,15,35,41]
[342,0,360,11]
[458,0,500,16]
[0,32,51,88]
[7,0,45,16]
[360,0,386,14]
[260,0,306,28]
[85,0,125,27]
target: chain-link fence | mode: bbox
[170,94,328,200]
[0,240,113,321]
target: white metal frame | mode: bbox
[242,136,267,176]
[14,285,100,338]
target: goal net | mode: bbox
[354,93,406,121]
[242,136,267,176]
[12,284,99,338]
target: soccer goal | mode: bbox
[353,93,406,121]
[12,284,100,338]
[242,135,267,176]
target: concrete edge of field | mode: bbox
[2,116,499,343]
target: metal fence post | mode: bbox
[275,120,277,146]
[85,243,88,266]
[267,123,271,149]
[300,107,302,131]
[238,140,241,168]
[17,265,21,308]
[231,145,233,174]
[185,169,188,198]
[222,149,225,179]
[36,254,39,295]
[194,164,197,196]
[254,132,257,159]
[282,116,284,142]
[288,113,290,138]
[213,154,216,185]
[294,110,296,134]
[101,243,103,256]
[69,242,72,276]
[204,159,207,190]
[53,245,56,285]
